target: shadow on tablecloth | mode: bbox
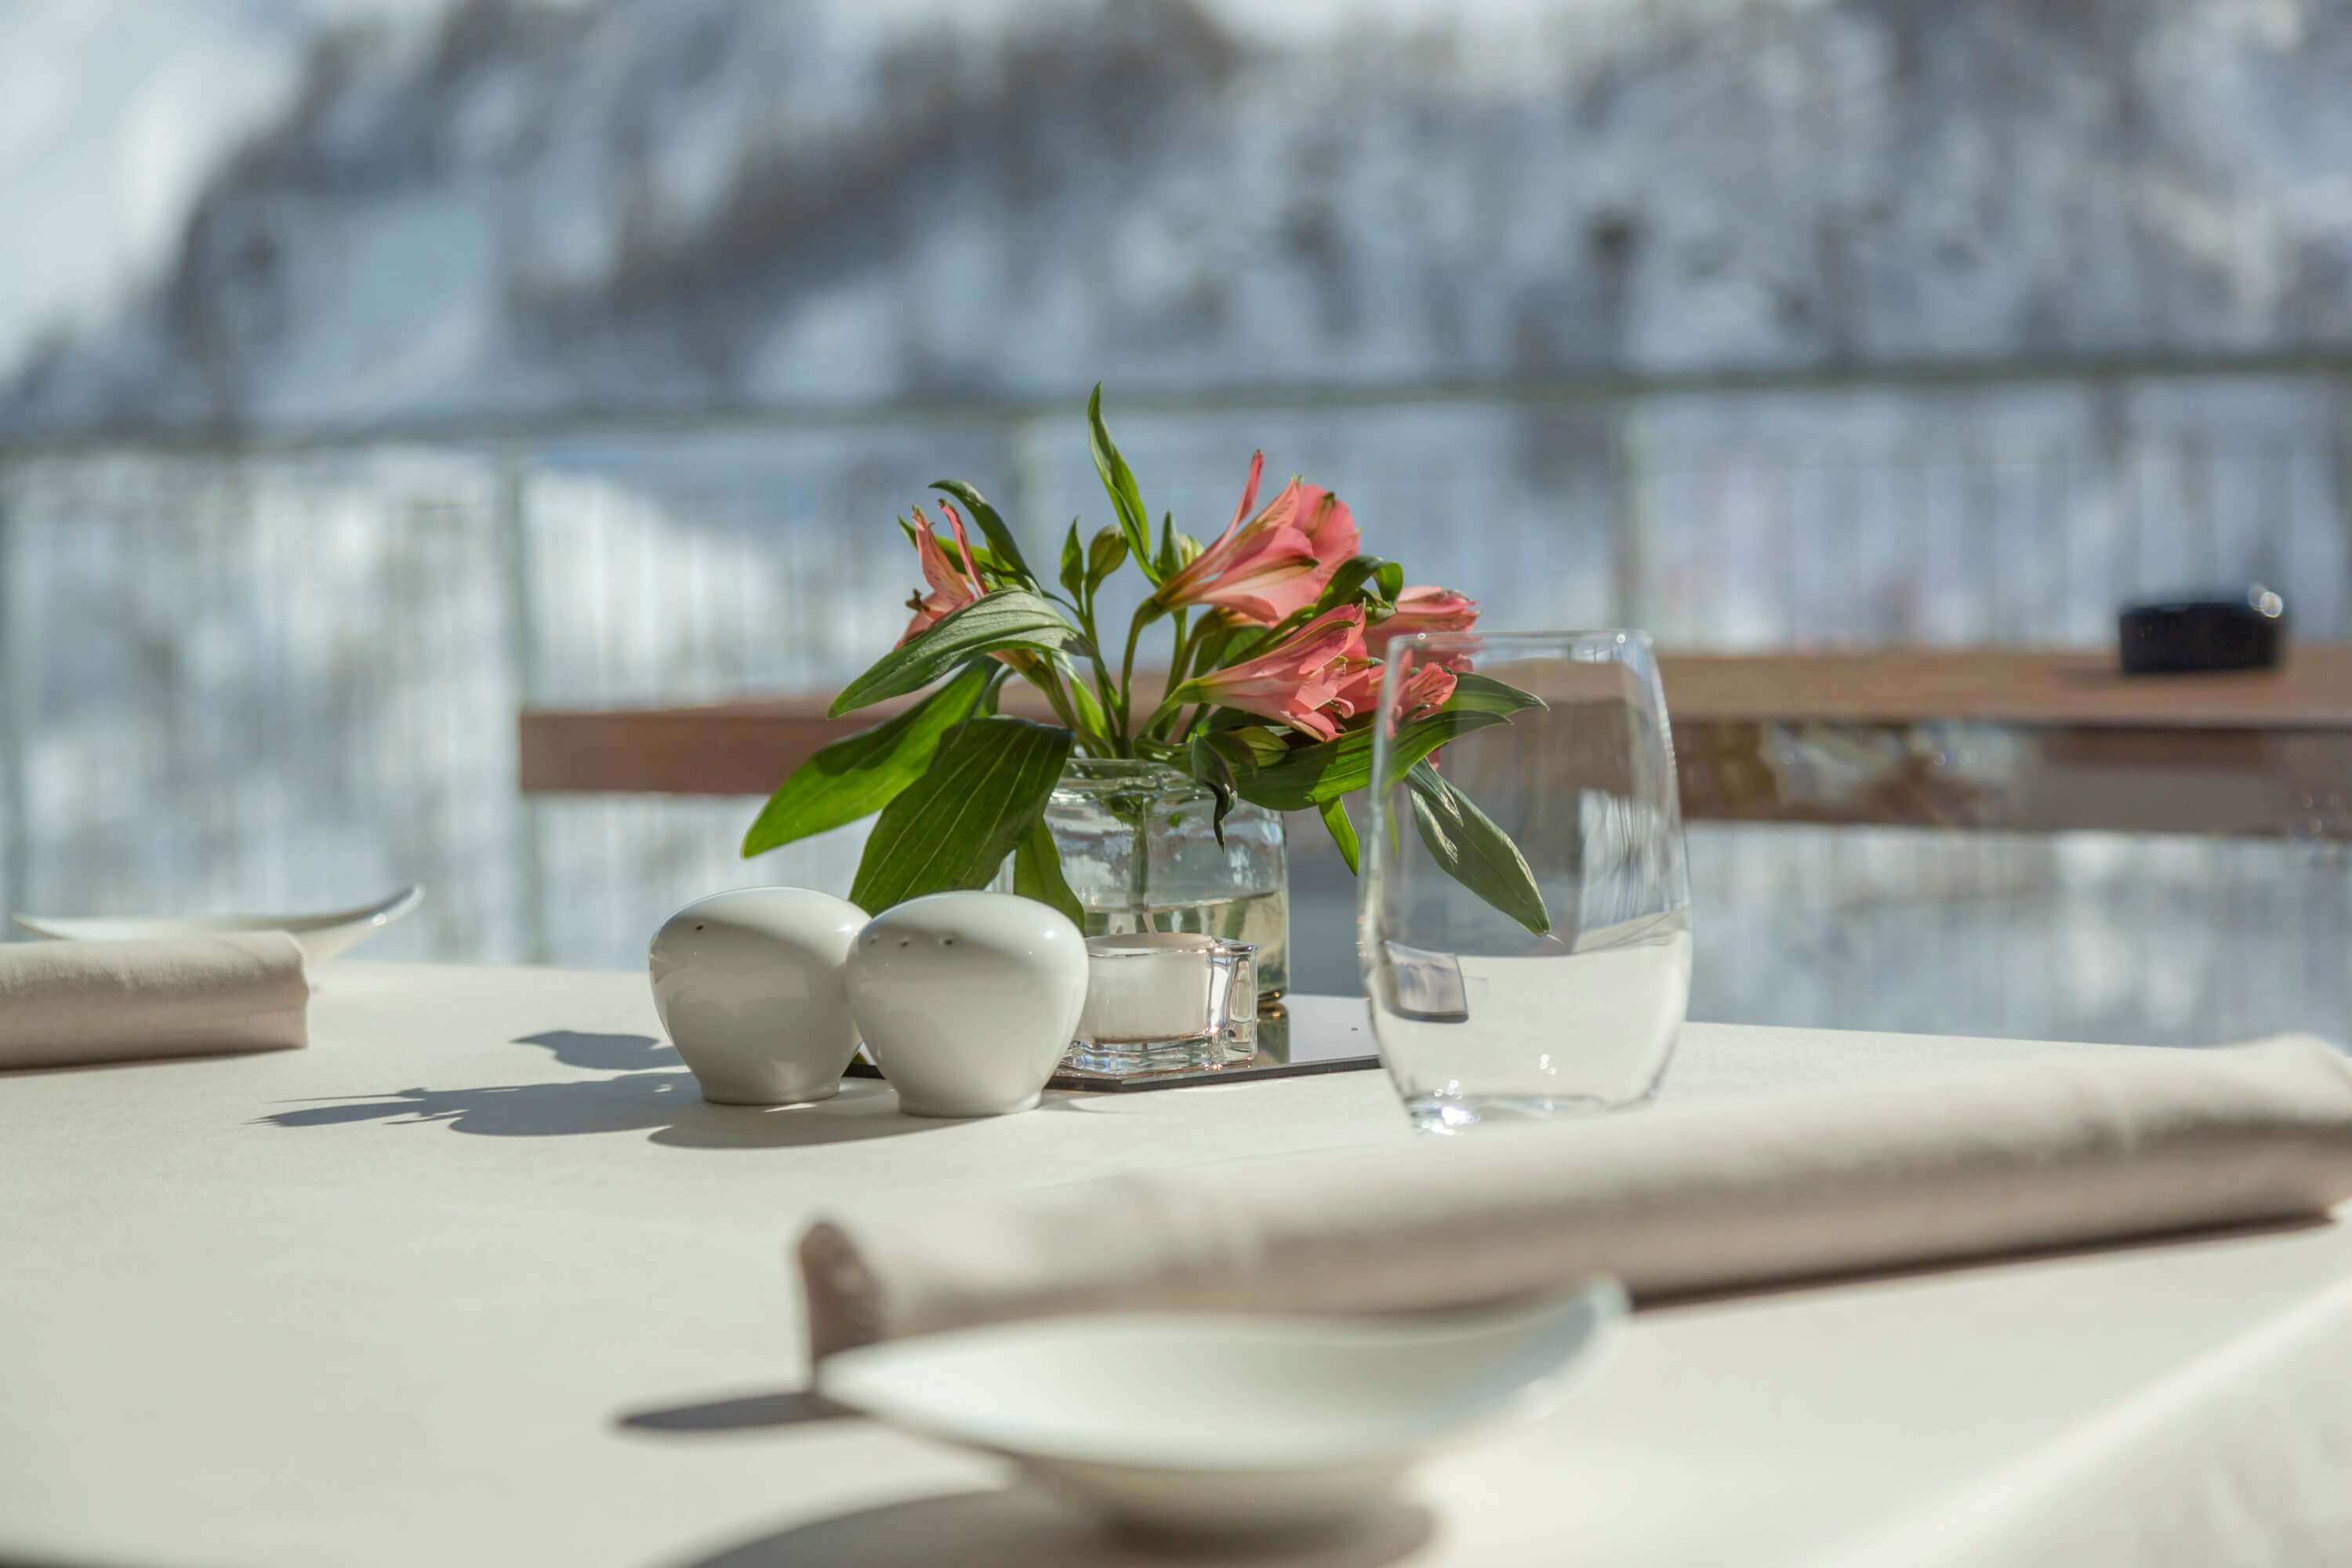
[617,1389,851,1433]
[252,1031,940,1148]
[674,1490,1435,1568]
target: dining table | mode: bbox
[4,960,2350,1567]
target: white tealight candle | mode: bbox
[1074,933,1256,1069]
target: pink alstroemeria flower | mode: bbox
[1156,453,1361,626]
[1366,585,1479,656]
[1390,660,1459,720]
[1329,656,1456,728]
[896,503,985,646]
[1189,605,1368,741]
[1325,661,1377,725]
[1232,478,1361,624]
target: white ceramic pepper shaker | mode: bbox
[648,887,866,1105]
[845,891,1088,1117]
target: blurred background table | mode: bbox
[517,649,2352,1047]
[521,648,2352,839]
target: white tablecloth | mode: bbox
[2,962,2347,1567]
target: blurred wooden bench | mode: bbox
[519,649,2352,839]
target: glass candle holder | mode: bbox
[1012,758,1290,1002]
[1069,932,1258,1076]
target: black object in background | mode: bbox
[2118,587,2286,674]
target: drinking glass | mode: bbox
[1361,630,1691,1131]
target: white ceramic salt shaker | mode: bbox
[845,891,1087,1117]
[648,887,867,1105]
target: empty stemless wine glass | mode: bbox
[1360,630,1692,1132]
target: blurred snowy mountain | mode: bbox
[0,0,466,390]
[9,0,2352,434]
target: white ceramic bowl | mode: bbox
[816,1280,1626,1536]
[13,885,425,964]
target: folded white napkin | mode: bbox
[0,933,310,1070]
[798,1035,2352,1359]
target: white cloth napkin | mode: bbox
[0,933,310,1070]
[798,1034,2352,1359]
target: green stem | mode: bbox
[1010,632,1114,756]
[1076,603,1120,752]
[1127,805,1153,928]
[1025,660,1084,737]
[1116,607,1151,752]
[1150,612,1193,746]
[1135,690,1189,738]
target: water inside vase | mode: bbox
[1036,760,1290,1001]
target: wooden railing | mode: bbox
[519,648,2352,839]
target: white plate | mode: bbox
[815,1279,1625,1537]
[13,885,426,964]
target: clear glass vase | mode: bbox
[1022,757,1289,1004]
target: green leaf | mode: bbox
[1319,797,1360,876]
[1377,706,1518,785]
[1309,555,1392,619]
[931,480,1033,585]
[1214,731,1370,810]
[849,717,1074,911]
[1406,762,1550,935]
[1215,703,1515,811]
[1085,526,1128,589]
[1227,725,1291,764]
[1087,384,1159,583]
[1217,625,1272,666]
[964,543,1017,579]
[831,589,1075,716]
[1446,671,1548,717]
[1184,731,1241,787]
[1012,817,1085,927]
[741,663,992,858]
[1341,560,1406,629]
[1184,731,1243,843]
[1058,520,1086,601]
[1182,617,1238,683]
[1064,662,1110,739]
